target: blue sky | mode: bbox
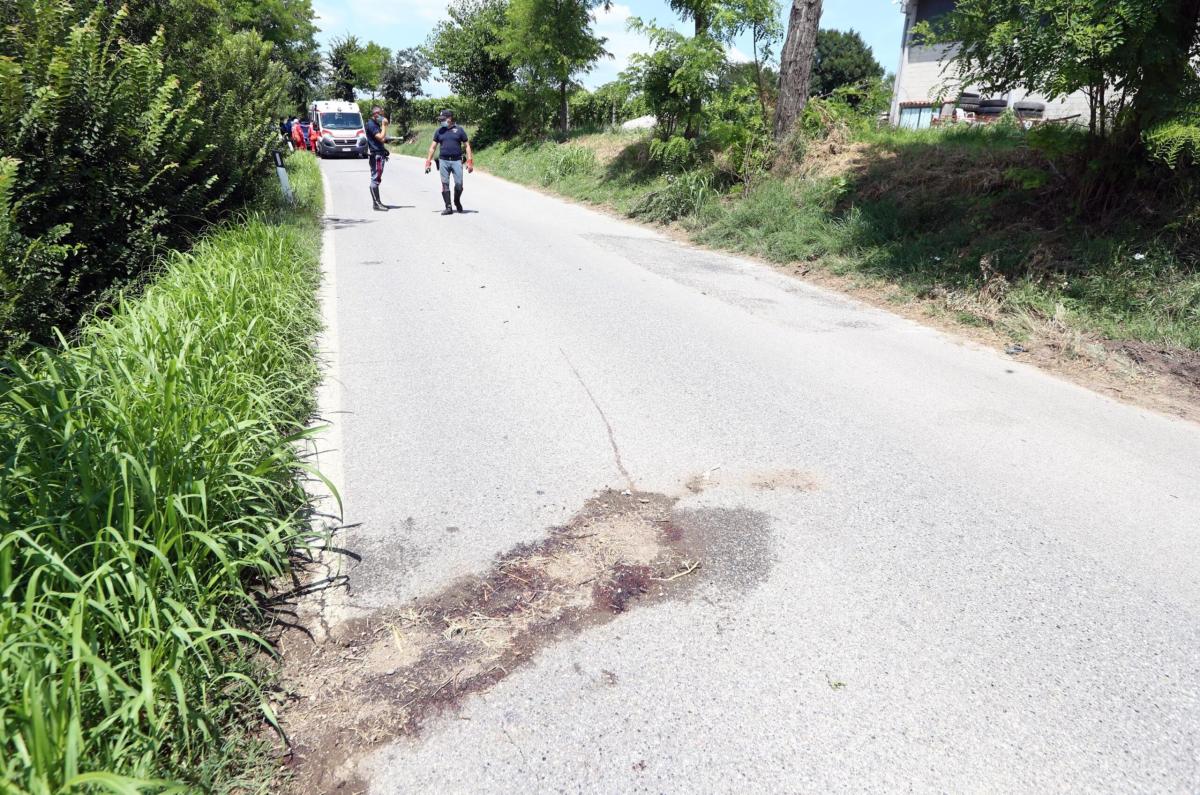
[313,0,907,95]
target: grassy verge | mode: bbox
[0,151,325,792]
[444,123,1200,358]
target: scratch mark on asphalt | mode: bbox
[488,694,538,783]
[559,347,635,491]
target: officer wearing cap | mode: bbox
[365,106,389,211]
[423,109,473,215]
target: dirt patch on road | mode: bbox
[685,466,821,494]
[277,489,750,793]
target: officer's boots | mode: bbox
[441,190,454,215]
[371,187,387,212]
[453,186,464,213]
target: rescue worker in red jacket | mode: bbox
[292,117,313,151]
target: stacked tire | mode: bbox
[957,92,981,113]
[976,98,1009,118]
[1013,100,1045,120]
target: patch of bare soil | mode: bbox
[276,490,706,793]
[1104,341,1200,393]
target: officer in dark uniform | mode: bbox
[365,106,389,211]
[423,109,473,215]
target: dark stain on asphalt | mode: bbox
[277,489,776,793]
[673,507,776,594]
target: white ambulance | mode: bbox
[309,100,368,158]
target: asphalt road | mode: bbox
[316,154,1200,793]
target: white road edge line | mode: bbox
[302,162,352,638]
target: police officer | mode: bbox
[365,106,390,212]
[423,109,473,215]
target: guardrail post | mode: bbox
[273,151,295,205]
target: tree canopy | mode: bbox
[427,0,519,141]
[810,28,883,99]
[326,34,362,102]
[350,41,392,99]
[381,48,432,135]
[496,0,609,136]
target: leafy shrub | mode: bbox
[649,136,699,171]
[705,85,774,184]
[0,158,75,353]
[1026,122,1089,159]
[624,23,724,138]
[1143,117,1200,169]
[0,3,288,353]
[192,31,293,209]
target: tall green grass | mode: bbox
[0,152,325,792]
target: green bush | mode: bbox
[704,85,774,184]
[648,136,699,171]
[629,169,716,223]
[192,31,293,209]
[1143,117,1200,169]
[0,3,289,353]
[0,159,75,353]
[0,152,323,791]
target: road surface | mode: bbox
[308,154,1200,793]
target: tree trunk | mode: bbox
[774,0,822,140]
[752,35,769,128]
[684,11,709,139]
[559,80,570,139]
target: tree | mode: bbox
[498,0,608,137]
[666,0,724,137]
[350,41,391,100]
[428,0,519,141]
[922,0,1200,142]
[381,48,431,136]
[223,0,322,108]
[810,28,882,100]
[624,21,726,138]
[657,0,779,136]
[81,0,321,109]
[721,0,783,128]
[774,0,822,139]
[95,0,224,62]
[327,34,362,102]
